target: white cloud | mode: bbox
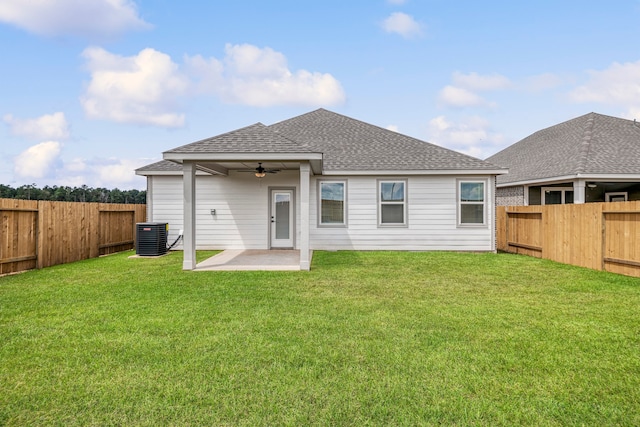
[628,107,640,120]
[381,12,424,39]
[92,158,147,187]
[387,0,407,4]
[185,43,346,107]
[14,141,62,179]
[65,158,87,172]
[452,72,512,91]
[3,112,70,140]
[80,47,189,127]
[386,124,399,132]
[0,0,150,38]
[569,60,640,119]
[438,71,511,109]
[184,54,225,94]
[427,115,504,158]
[80,44,346,126]
[438,85,488,108]
[31,157,147,189]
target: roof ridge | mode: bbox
[271,108,491,163]
[576,112,596,174]
[164,123,266,153]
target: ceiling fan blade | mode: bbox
[235,163,280,174]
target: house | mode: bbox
[136,109,507,270]
[487,112,640,206]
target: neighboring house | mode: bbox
[136,109,506,270]
[487,112,640,206]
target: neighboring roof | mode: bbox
[487,112,640,185]
[137,109,505,175]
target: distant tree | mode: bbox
[0,184,146,204]
[0,184,16,198]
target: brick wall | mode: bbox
[496,186,524,206]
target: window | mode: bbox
[319,181,346,226]
[459,181,486,225]
[606,192,628,202]
[542,187,573,205]
[379,180,406,226]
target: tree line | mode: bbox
[0,184,146,204]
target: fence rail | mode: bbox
[0,198,146,275]
[497,201,640,277]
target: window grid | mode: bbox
[459,180,486,226]
[379,180,407,226]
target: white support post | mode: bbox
[299,163,311,271]
[183,162,197,270]
[574,179,586,204]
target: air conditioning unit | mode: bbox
[136,223,168,256]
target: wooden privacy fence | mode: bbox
[0,198,146,275]
[497,201,640,277]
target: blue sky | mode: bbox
[1,0,640,190]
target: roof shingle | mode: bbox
[487,112,640,185]
[269,109,500,171]
[139,109,504,174]
[165,123,316,154]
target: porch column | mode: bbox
[574,179,586,204]
[183,161,196,270]
[299,163,311,270]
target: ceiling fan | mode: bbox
[238,162,280,178]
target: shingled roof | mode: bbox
[165,122,316,155]
[487,112,640,185]
[139,109,504,174]
[269,109,500,171]
[136,160,182,173]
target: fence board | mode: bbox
[498,201,640,278]
[603,209,640,276]
[500,206,543,258]
[0,199,146,274]
[0,199,38,274]
[98,207,138,256]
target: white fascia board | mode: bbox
[498,173,640,187]
[135,170,211,177]
[321,169,508,176]
[163,152,323,162]
[576,173,640,181]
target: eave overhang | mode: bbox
[497,173,640,188]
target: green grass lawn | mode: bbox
[1,250,639,426]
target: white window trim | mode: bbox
[457,179,488,227]
[605,192,628,202]
[378,179,408,227]
[541,186,574,205]
[318,180,347,227]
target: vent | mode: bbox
[136,223,168,256]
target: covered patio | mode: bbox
[161,122,323,271]
[194,249,307,271]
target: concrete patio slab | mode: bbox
[195,249,305,271]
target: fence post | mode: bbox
[36,200,43,269]
[601,210,606,272]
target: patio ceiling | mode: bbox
[191,160,312,176]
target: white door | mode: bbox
[270,190,294,248]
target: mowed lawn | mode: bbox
[1,251,639,426]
